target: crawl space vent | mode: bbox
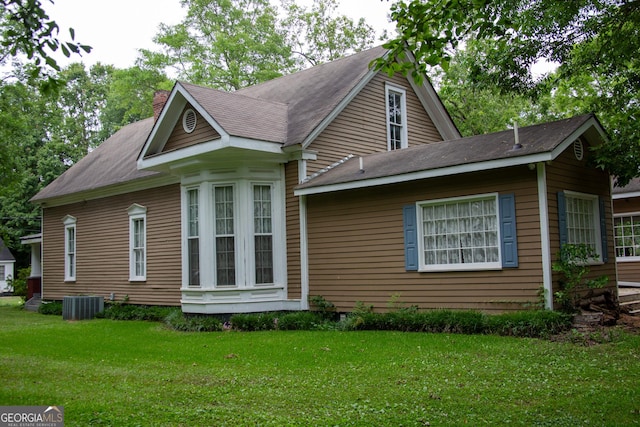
[182,109,197,133]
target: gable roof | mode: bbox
[33,46,460,204]
[0,239,15,262]
[295,114,607,195]
[31,118,165,204]
[139,46,460,167]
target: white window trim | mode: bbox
[563,190,603,263]
[385,83,408,151]
[62,215,77,282]
[127,204,147,281]
[180,170,286,291]
[416,193,502,272]
[613,211,640,262]
[184,187,201,287]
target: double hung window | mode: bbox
[63,215,77,281]
[614,214,640,259]
[183,179,280,289]
[558,191,606,262]
[385,84,408,151]
[128,204,147,281]
[419,195,501,270]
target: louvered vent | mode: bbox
[182,108,197,133]
[573,139,584,161]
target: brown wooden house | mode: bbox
[31,47,617,314]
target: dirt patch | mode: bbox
[550,312,640,345]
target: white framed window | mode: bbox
[127,204,147,281]
[417,194,501,271]
[563,192,601,259]
[187,188,200,286]
[614,213,640,260]
[62,215,77,282]
[181,174,285,290]
[213,185,236,287]
[0,265,5,280]
[253,184,274,284]
[385,83,408,151]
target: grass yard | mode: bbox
[1,306,639,426]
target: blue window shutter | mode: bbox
[403,205,418,271]
[499,193,518,268]
[599,197,608,262]
[557,192,568,246]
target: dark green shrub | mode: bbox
[164,310,223,332]
[487,310,572,337]
[38,301,63,315]
[230,312,278,331]
[97,304,175,321]
[308,295,338,321]
[277,311,327,330]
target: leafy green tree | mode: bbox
[379,0,640,185]
[99,66,172,139]
[432,41,537,137]
[0,0,91,92]
[139,0,294,90]
[281,0,380,68]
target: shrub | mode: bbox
[164,310,223,332]
[342,304,572,338]
[486,310,573,338]
[38,301,63,315]
[97,304,175,321]
[277,311,327,330]
[6,267,30,300]
[230,312,278,331]
[308,295,338,321]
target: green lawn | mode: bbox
[1,306,639,426]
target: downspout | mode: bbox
[537,163,554,310]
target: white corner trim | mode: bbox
[299,195,309,310]
[537,162,554,310]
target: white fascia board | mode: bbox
[548,117,606,158]
[138,83,230,162]
[139,136,286,170]
[294,152,554,196]
[399,50,461,140]
[613,191,640,200]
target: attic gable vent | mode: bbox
[573,138,584,161]
[182,108,197,134]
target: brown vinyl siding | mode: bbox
[613,197,640,283]
[42,184,182,305]
[305,166,544,313]
[545,146,617,301]
[284,161,302,299]
[161,106,220,154]
[307,73,442,176]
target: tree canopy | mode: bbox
[379,0,640,185]
[0,0,91,92]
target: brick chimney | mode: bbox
[153,90,170,121]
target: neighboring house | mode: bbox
[612,178,640,286]
[30,46,617,314]
[0,239,16,294]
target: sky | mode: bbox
[45,0,396,69]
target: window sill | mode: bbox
[615,257,640,263]
[129,278,146,283]
[419,263,502,273]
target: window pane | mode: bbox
[188,238,200,286]
[565,194,597,250]
[614,214,640,258]
[421,196,499,268]
[214,186,235,286]
[254,185,273,284]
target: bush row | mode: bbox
[343,308,573,338]
[38,300,572,338]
